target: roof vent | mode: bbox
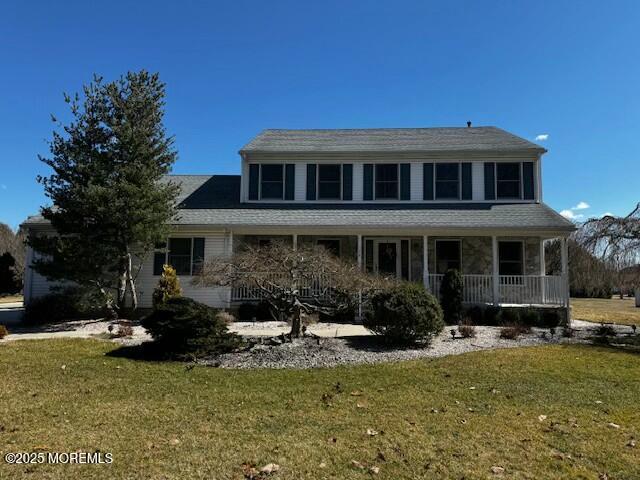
[467,121,472,128]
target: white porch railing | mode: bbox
[232,273,567,306]
[427,274,567,306]
[231,273,334,301]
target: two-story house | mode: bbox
[22,126,575,313]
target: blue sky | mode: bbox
[1,0,638,229]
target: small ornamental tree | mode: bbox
[194,242,391,338]
[440,269,463,324]
[152,264,182,306]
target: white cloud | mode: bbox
[573,201,590,210]
[535,134,549,141]
[560,209,584,220]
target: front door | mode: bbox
[374,240,401,278]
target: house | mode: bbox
[22,126,575,314]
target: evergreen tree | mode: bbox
[29,71,180,316]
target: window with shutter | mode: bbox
[317,165,341,199]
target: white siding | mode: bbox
[472,162,484,201]
[352,162,364,201]
[410,162,423,201]
[137,233,230,308]
[294,163,306,201]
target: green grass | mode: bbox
[1,340,639,479]
[572,296,640,326]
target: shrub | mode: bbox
[541,309,565,328]
[114,321,134,338]
[440,269,463,325]
[458,319,476,338]
[499,323,530,340]
[152,265,182,306]
[319,305,357,323]
[465,306,484,324]
[498,308,521,325]
[520,308,541,327]
[217,310,236,325]
[142,297,242,357]
[0,324,8,339]
[595,324,616,337]
[23,287,105,324]
[483,306,501,325]
[237,301,273,321]
[364,282,444,345]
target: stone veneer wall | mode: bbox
[428,236,542,275]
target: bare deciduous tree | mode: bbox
[580,204,640,301]
[193,242,392,338]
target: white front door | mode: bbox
[373,239,402,279]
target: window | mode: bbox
[260,164,284,199]
[318,165,341,199]
[496,163,521,199]
[375,164,398,199]
[316,239,341,256]
[499,241,524,276]
[435,163,460,199]
[435,240,461,274]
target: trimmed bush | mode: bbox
[23,287,105,324]
[142,297,242,357]
[541,309,565,328]
[499,323,530,340]
[498,308,521,325]
[458,319,476,338]
[0,324,8,339]
[440,269,463,325]
[364,282,444,345]
[152,265,182,306]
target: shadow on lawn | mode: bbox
[342,334,432,352]
[106,341,174,362]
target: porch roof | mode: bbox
[22,174,574,235]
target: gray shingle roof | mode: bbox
[241,127,545,154]
[23,174,573,233]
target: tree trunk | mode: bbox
[125,252,138,310]
[117,256,128,310]
[290,302,303,338]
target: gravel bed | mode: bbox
[202,326,586,370]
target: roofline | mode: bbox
[240,147,547,155]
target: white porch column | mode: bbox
[292,234,298,251]
[226,230,234,309]
[540,238,546,304]
[492,236,499,306]
[561,237,570,317]
[357,235,362,269]
[539,238,546,275]
[422,235,429,290]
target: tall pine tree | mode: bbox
[29,71,179,316]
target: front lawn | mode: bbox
[572,296,640,326]
[1,340,639,479]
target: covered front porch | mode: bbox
[229,232,570,307]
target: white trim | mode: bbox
[422,235,429,288]
[492,236,499,305]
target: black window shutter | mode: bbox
[363,164,374,200]
[192,238,205,275]
[461,163,472,200]
[342,164,353,200]
[423,163,434,200]
[306,164,316,200]
[523,162,535,200]
[284,164,295,200]
[248,164,259,200]
[400,163,411,200]
[484,162,496,200]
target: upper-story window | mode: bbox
[260,164,284,199]
[435,163,460,199]
[318,165,341,199]
[496,163,521,199]
[375,164,398,199]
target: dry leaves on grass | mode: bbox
[241,463,280,479]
